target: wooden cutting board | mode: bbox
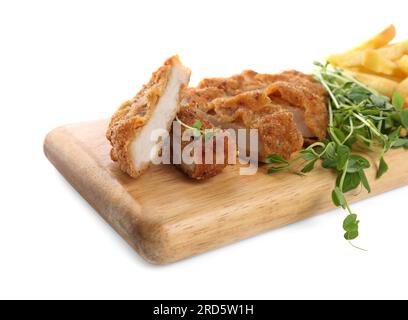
[44,120,408,264]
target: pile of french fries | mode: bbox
[328,25,408,106]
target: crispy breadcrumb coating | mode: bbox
[181,69,328,160]
[107,56,191,177]
[200,90,304,160]
[173,107,230,180]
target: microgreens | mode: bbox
[175,115,220,141]
[193,119,203,137]
[267,62,408,247]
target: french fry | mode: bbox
[376,40,408,61]
[327,51,364,68]
[348,66,406,82]
[351,24,396,51]
[328,26,402,68]
[349,71,398,97]
[362,50,397,75]
[396,55,408,75]
[329,25,408,105]
[396,78,408,107]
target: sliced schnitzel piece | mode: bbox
[190,70,328,142]
[107,56,191,178]
[265,81,327,140]
[181,69,328,161]
[192,90,304,161]
[173,107,230,180]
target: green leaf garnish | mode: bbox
[266,63,408,247]
[343,214,359,240]
[332,187,346,209]
[358,170,371,193]
[392,92,405,111]
[301,150,316,160]
[346,155,370,173]
[376,156,389,179]
[267,165,289,173]
[265,154,289,164]
[301,159,317,174]
[194,119,202,130]
[336,145,350,171]
[339,172,361,193]
[193,119,203,137]
[322,158,337,169]
[392,138,408,148]
[370,94,387,108]
[400,109,408,129]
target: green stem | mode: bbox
[329,127,343,145]
[343,117,354,144]
[339,159,349,192]
[353,113,383,137]
[349,241,368,252]
[316,74,341,110]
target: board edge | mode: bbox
[43,124,178,265]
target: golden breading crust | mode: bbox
[174,107,229,180]
[204,90,304,160]
[265,81,327,140]
[254,112,306,160]
[106,56,184,177]
[190,70,328,141]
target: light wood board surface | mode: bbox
[44,120,408,264]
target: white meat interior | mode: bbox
[130,61,190,170]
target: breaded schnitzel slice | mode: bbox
[265,81,327,140]
[173,107,230,180]
[106,56,191,178]
[192,70,328,141]
[202,90,304,160]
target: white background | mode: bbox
[1,0,407,300]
